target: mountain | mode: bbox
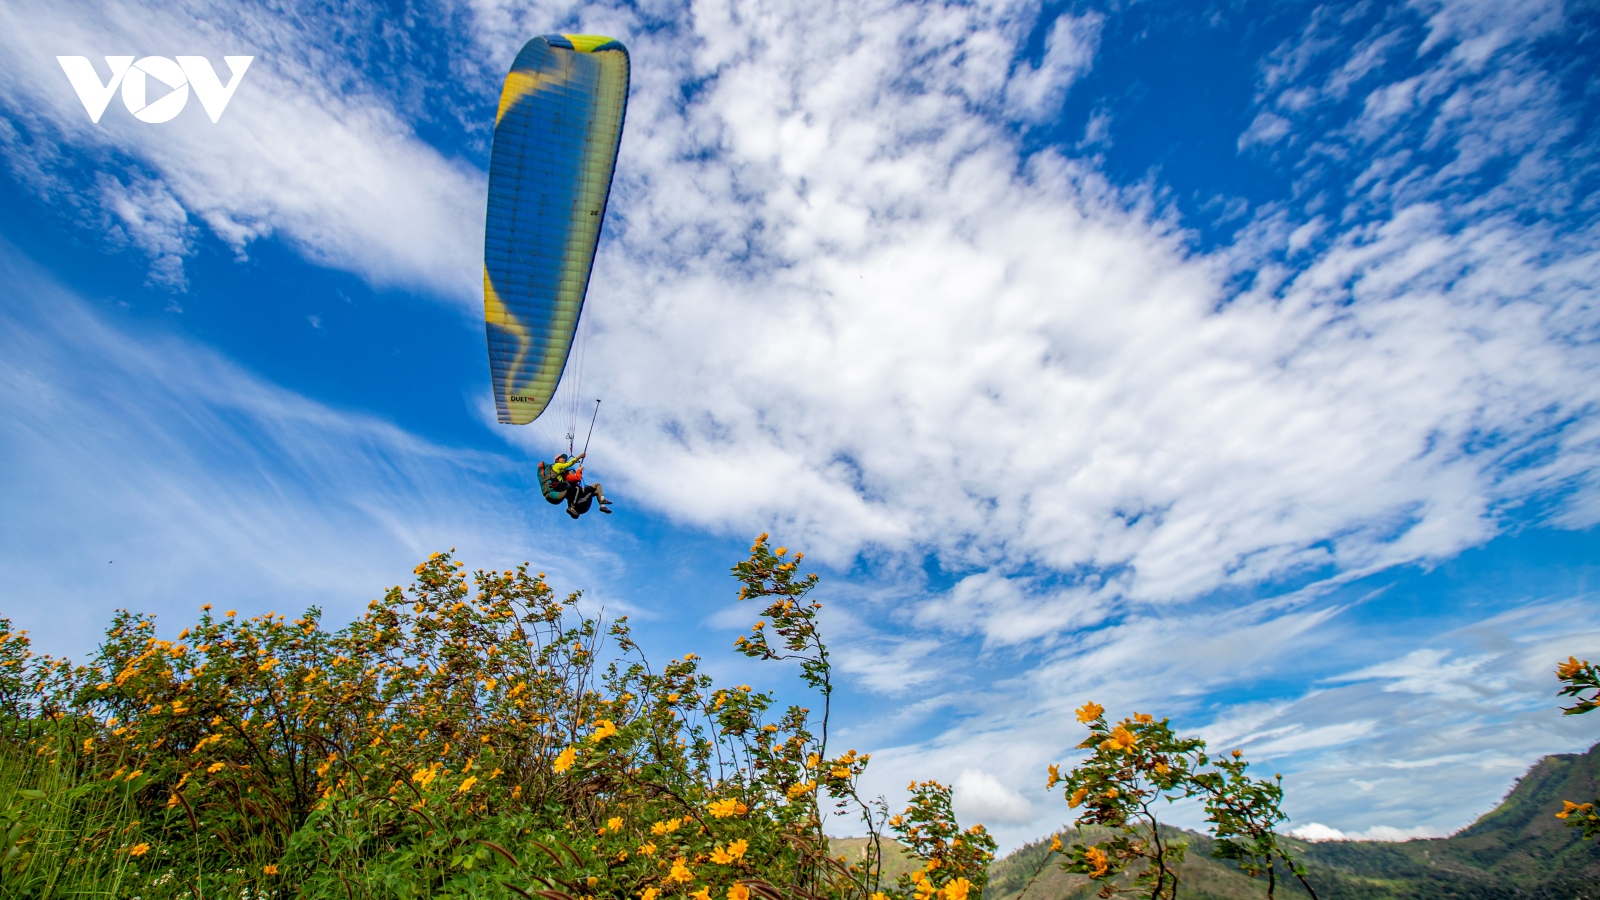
[984,743,1600,900]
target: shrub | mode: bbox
[0,536,994,900]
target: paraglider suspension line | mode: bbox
[581,400,601,458]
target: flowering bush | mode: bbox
[0,536,993,900]
[1042,704,1317,900]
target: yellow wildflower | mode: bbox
[638,841,657,857]
[942,878,971,900]
[651,817,683,835]
[641,890,660,900]
[1069,787,1089,808]
[692,888,711,900]
[1050,836,1063,853]
[82,737,94,752]
[727,839,748,860]
[1101,726,1138,753]
[608,816,624,832]
[1557,800,1595,819]
[711,845,735,865]
[667,857,693,884]
[708,798,746,818]
[264,864,280,875]
[1076,701,1104,723]
[553,746,577,774]
[1047,763,1061,787]
[787,781,816,798]
[1085,846,1110,877]
[129,843,151,857]
[729,885,751,900]
[457,776,478,794]
[1558,656,1588,679]
[590,719,618,742]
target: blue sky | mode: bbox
[1,0,1598,850]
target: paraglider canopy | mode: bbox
[482,34,630,426]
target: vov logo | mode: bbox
[57,56,253,123]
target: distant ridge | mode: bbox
[985,742,1600,900]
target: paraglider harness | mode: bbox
[538,455,582,505]
[538,403,611,518]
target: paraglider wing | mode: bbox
[483,34,629,425]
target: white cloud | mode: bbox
[1006,12,1103,121]
[953,768,1034,824]
[1290,821,1442,841]
[1238,110,1291,149]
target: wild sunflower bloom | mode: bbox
[590,719,618,742]
[128,843,151,857]
[1558,656,1588,679]
[1050,836,1063,853]
[457,776,478,794]
[942,878,971,900]
[640,890,660,900]
[1085,846,1110,877]
[607,816,624,832]
[553,746,577,773]
[1069,787,1089,808]
[667,858,693,884]
[727,838,748,860]
[263,865,280,875]
[729,885,751,900]
[708,798,744,818]
[1047,763,1061,787]
[1101,726,1138,753]
[1557,800,1595,819]
[1076,701,1104,723]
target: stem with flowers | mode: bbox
[1555,655,1600,839]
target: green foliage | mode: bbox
[0,537,993,900]
[1193,751,1316,900]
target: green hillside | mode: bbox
[986,743,1600,900]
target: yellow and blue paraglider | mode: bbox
[483,33,627,517]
